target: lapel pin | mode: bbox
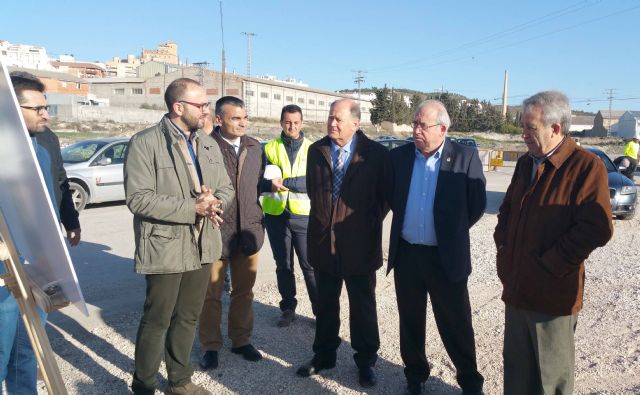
[446,157,451,162]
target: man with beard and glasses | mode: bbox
[125,78,234,395]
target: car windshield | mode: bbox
[62,141,109,163]
[589,149,617,173]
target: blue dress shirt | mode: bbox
[330,133,357,172]
[401,142,445,246]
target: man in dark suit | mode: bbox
[296,99,388,388]
[386,100,486,395]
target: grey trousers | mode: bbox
[503,304,578,395]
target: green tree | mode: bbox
[370,86,391,125]
[409,94,423,117]
[390,91,411,124]
[370,87,412,125]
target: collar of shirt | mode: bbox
[330,133,357,156]
[169,119,197,143]
[217,130,241,148]
[529,136,566,164]
[414,139,445,162]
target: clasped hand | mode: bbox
[195,185,224,226]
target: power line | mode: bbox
[370,2,639,75]
[369,0,601,73]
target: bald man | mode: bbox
[296,99,388,388]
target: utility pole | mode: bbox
[219,1,226,98]
[352,69,367,100]
[241,32,255,116]
[391,86,395,124]
[192,62,209,86]
[604,88,616,137]
[501,70,509,118]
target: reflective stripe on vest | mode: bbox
[262,137,311,215]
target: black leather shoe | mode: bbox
[405,381,423,395]
[358,367,377,387]
[199,350,219,370]
[277,309,295,327]
[296,358,336,377]
[231,344,262,361]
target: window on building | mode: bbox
[308,99,315,105]
[132,88,143,95]
[260,92,269,98]
[297,98,304,104]
[76,83,82,89]
[246,90,254,96]
[286,96,293,102]
[149,87,161,94]
[114,88,125,95]
[319,101,325,106]
[274,94,282,100]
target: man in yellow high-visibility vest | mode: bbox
[622,136,639,178]
[262,105,318,327]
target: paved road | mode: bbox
[50,168,516,331]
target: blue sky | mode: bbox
[2,0,639,112]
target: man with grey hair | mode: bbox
[494,91,613,394]
[297,98,388,388]
[386,100,486,394]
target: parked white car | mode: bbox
[62,138,129,210]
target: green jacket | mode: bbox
[124,116,234,274]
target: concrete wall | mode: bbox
[55,105,165,123]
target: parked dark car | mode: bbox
[375,138,410,150]
[587,147,637,220]
[451,137,478,148]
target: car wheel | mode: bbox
[69,182,89,211]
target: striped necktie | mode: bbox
[332,148,348,205]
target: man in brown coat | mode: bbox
[198,96,265,369]
[494,91,613,394]
[296,99,388,388]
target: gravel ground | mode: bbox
[37,211,639,395]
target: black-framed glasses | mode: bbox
[411,121,441,131]
[20,105,50,115]
[179,100,211,112]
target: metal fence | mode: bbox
[478,149,526,171]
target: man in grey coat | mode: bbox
[124,78,234,395]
